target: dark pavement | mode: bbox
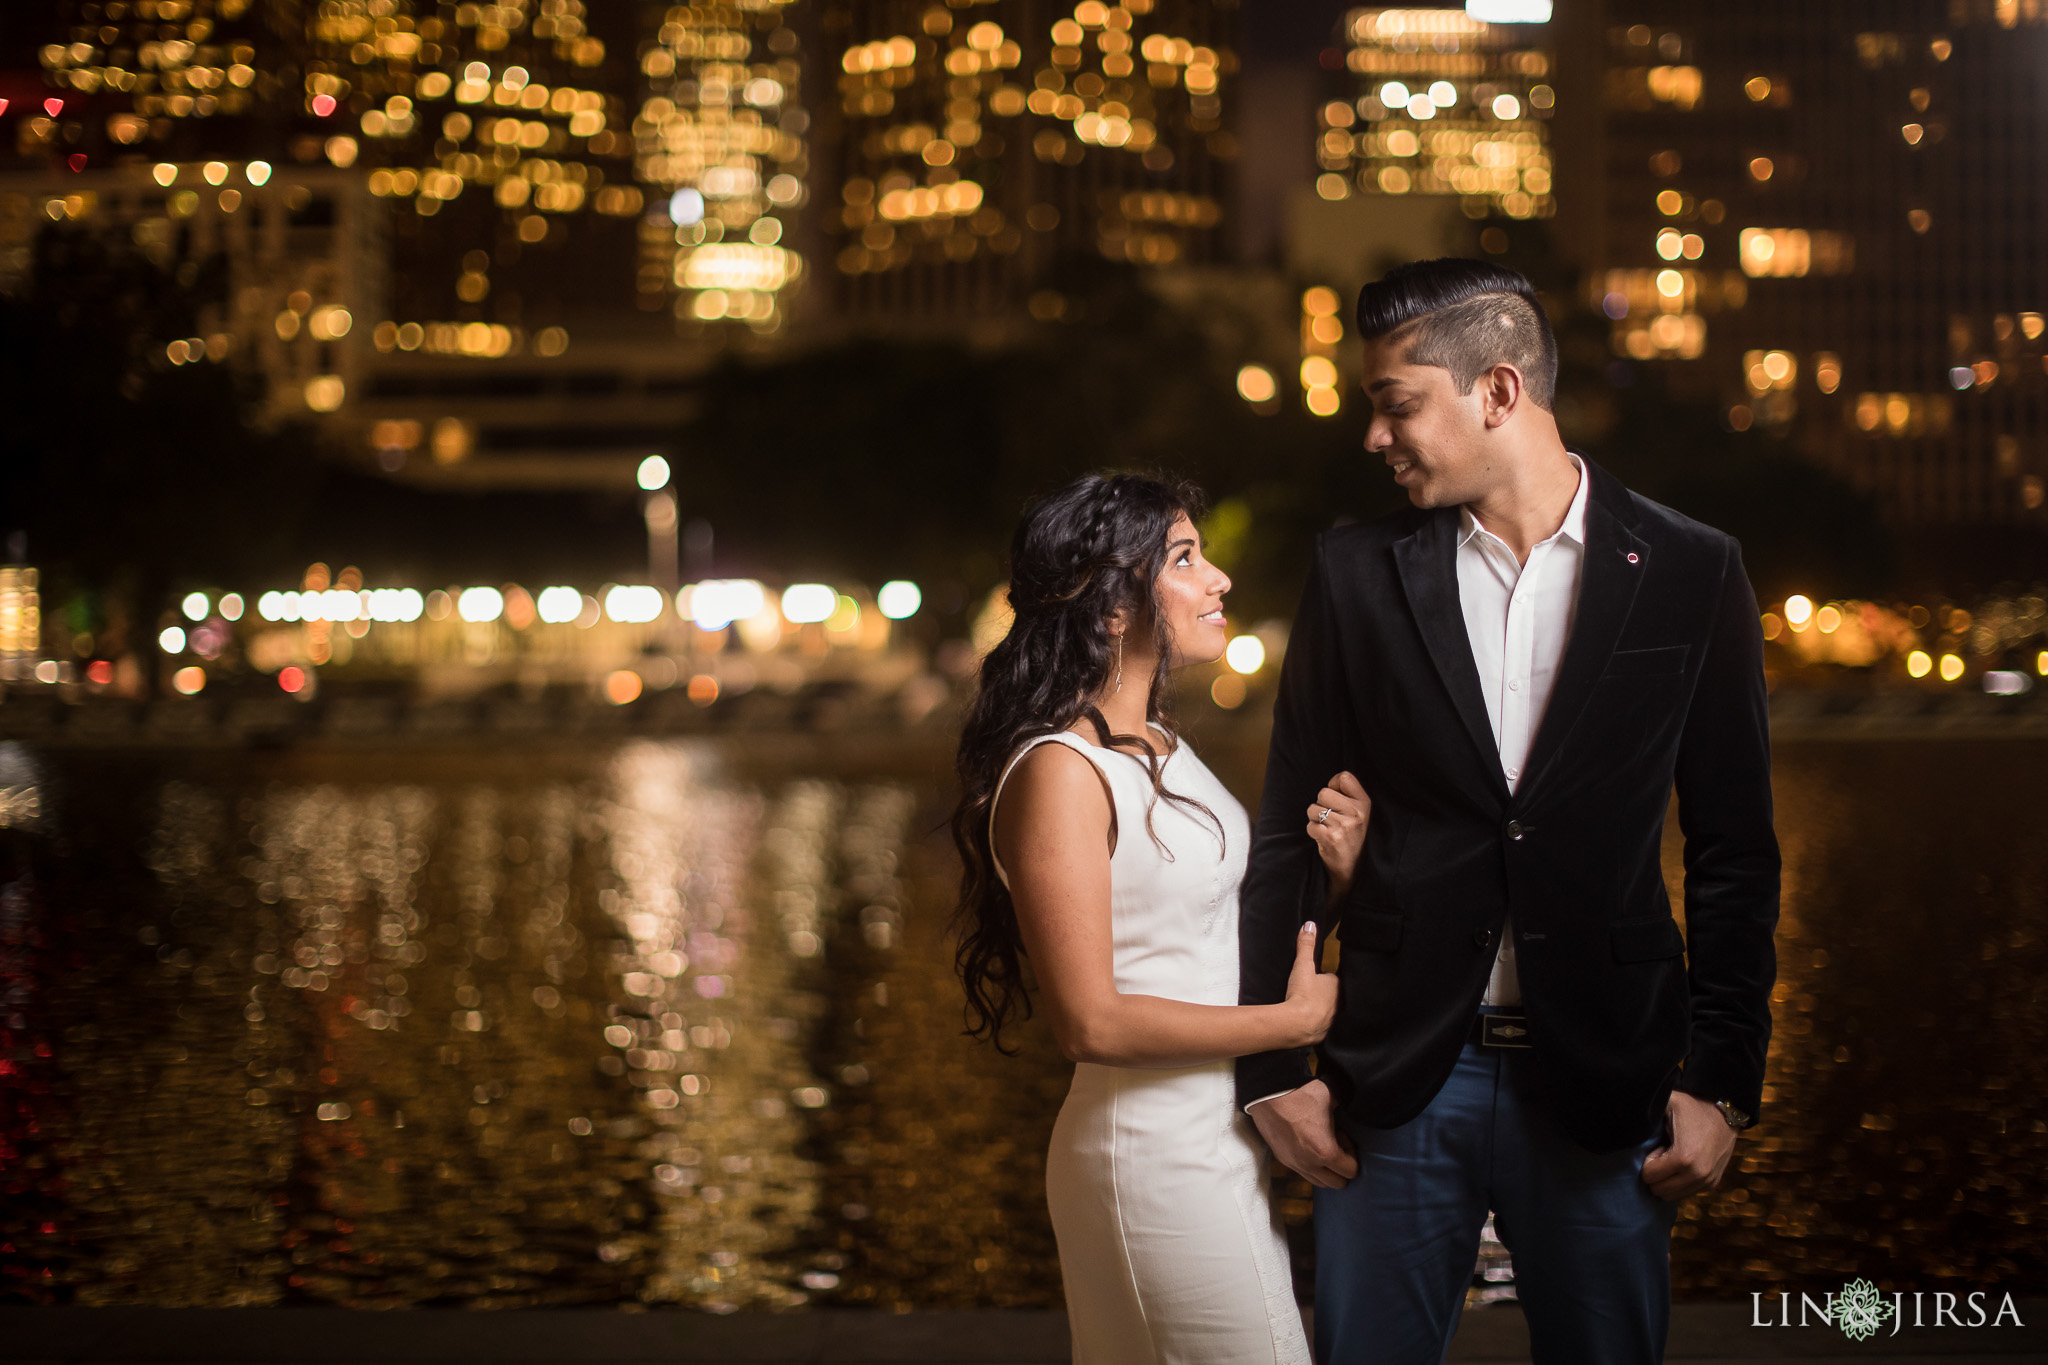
[1,1303,2044,1364]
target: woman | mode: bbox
[951,473,1370,1364]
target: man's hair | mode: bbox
[1355,258,1558,411]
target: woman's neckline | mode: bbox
[1060,721,1178,762]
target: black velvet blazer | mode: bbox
[1235,459,1781,1154]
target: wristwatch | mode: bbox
[1714,1099,1755,1131]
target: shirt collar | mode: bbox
[1458,452,1590,550]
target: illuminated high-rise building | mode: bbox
[10,0,748,488]
[632,1,809,332]
[25,0,297,157]
[1590,3,2048,530]
[824,0,1239,321]
[1314,6,1556,223]
[297,1,647,355]
[1277,6,1554,418]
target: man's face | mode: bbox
[1359,337,1496,510]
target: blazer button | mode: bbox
[1473,927,1493,948]
[1507,820,1525,841]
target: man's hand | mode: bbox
[1641,1091,1738,1201]
[1248,1079,1358,1189]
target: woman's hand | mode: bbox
[1307,771,1371,908]
[1282,922,1339,1046]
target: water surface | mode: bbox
[0,733,2041,1306]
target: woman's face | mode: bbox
[1147,513,1232,669]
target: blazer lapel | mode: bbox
[1392,508,1509,797]
[1517,463,1650,801]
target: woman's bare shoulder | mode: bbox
[992,739,1114,873]
[1004,736,1108,805]
[1000,740,1114,832]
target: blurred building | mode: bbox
[1592,3,2048,529]
[1276,4,1557,416]
[6,0,1251,461]
[633,2,810,332]
[821,0,1239,325]
[3,0,804,491]
[1314,5,1556,222]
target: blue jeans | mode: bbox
[1313,1024,1679,1364]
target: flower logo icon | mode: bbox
[1832,1279,1897,1341]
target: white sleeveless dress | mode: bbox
[993,730,1311,1365]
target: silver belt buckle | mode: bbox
[1480,1014,1531,1048]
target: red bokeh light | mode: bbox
[85,660,113,685]
[311,94,336,117]
[67,153,87,172]
[43,98,63,117]
[0,100,11,117]
[278,666,306,693]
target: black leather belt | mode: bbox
[1470,1013,1532,1049]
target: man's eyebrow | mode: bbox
[1366,377,1406,394]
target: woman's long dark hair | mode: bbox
[950,472,1221,1051]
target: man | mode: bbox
[1238,258,1780,1364]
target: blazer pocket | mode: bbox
[1606,644,1689,677]
[1611,916,1686,962]
[1342,911,1405,953]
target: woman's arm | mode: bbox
[995,742,1336,1069]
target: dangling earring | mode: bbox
[1113,635,1124,693]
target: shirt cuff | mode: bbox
[1244,1086,1303,1113]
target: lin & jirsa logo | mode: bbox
[1753,1279,2024,1340]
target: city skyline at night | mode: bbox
[6,1,2048,547]
[1586,3,2048,530]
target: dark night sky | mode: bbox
[1242,0,1351,63]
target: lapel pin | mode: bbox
[1626,552,1640,564]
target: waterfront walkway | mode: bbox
[2,1305,2044,1365]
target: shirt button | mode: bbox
[1505,766,1521,780]
[1508,678,1521,691]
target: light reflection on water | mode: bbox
[0,739,1066,1308]
[1,735,2044,1307]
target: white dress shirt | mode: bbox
[1458,453,1589,1006]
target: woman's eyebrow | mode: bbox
[1168,537,1197,554]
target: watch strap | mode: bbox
[1715,1098,1755,1130]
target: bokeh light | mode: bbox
[1225,635,1266,674]
[458,587,505,623]
[685,580,767,631]
[782,584,838,625]
[537,586,583,624]
[877,581,922,620]
[604,585,665,624]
